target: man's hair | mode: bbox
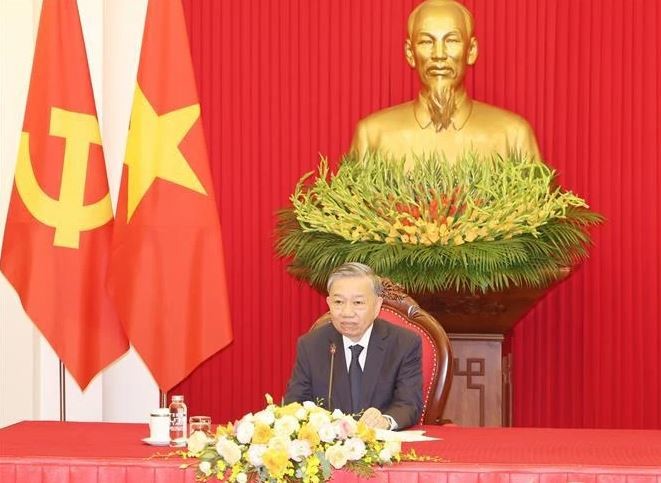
[326,262,382,296]
[407,0,475,38]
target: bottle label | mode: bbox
[170,411,186,428]
[169,406,188,441]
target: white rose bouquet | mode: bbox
[182,396,407,482]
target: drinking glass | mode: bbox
[189,415,212,436]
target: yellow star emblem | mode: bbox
[124,85,206,221]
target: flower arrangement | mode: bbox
[276,152,602,293]
[182,396,411,482]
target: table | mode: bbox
[1,422,660,482]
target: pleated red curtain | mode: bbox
[173,0,660,429]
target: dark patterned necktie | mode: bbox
[349,344,364,414]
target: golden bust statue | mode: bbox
[351,0,542,165]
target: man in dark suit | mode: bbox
[284,262,423,430]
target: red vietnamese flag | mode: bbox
[0,0,129,388]
[108,0,232,391]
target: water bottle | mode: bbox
[169,395,188,444]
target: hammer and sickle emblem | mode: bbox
[15,107,113,249]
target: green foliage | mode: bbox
[276,152,603,293]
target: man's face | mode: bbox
[327,276,383,342]
[406,5,477,91]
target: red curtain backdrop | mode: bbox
[173,0,660,429]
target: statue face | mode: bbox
[405,4,477,91]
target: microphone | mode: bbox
[327,342,336,411]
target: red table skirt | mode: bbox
[1,422,660,483]
[3,465,661,483]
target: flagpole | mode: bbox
[59,360,66,421]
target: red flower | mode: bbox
[429,199,439,220]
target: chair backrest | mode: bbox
[310,280,453,425]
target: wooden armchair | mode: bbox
[311,280,453,425]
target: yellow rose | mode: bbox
[262,448,290,479]
[275,402,302,418]
[298,423,321,448]
[252,422,273,444]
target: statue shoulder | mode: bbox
[357,101,416,129]
[350,101,416,156]
[472,101,534,133]
[472,101,542,160]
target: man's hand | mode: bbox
[359,407,390,429]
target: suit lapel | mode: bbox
[360,320,388,410]
[329,329,352,414]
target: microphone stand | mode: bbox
[327,342,336,411]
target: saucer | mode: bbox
[141,437,171,446]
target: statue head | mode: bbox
[405,0,478,130]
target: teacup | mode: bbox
[149,408,170,442]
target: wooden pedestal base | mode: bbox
[441,334,510,426]
[413,274,568,426]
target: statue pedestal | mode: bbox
[414,272,568,426]
[440,333,506,426]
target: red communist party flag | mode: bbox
[0,0,129,388]
[107,0,233,391]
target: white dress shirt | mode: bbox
[341,324,373,371]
